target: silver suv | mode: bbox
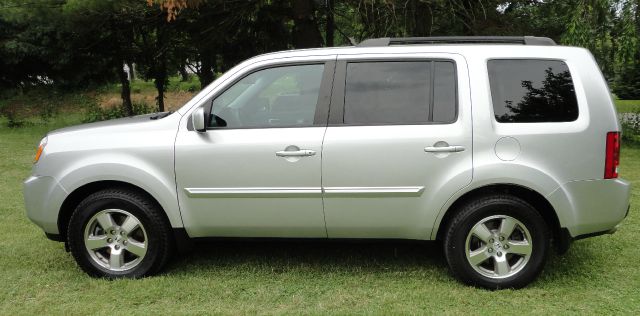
[24,36,630,289]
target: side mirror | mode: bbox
[191,107,206,132]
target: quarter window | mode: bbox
[488,59,579,123]
[208,64,324,128]
[343,61,457,125]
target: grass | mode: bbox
[1,115,640,314]
[101,76,202,95]
[615,99,640,113]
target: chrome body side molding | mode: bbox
[184,186,425,197]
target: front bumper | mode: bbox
[23,175,68,234]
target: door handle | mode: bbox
[276,149,316,157]
[424,145,465,153]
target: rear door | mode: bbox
[321,53,473,239]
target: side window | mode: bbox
[343,61,456,125]
[488,59,579,123]
[433,61,457,123]
[208,64,324,128]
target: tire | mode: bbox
[67,188,172,278]
[443,194,550,289]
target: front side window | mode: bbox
[208,64,324,128]
[343,61,457,125]
[488,59,579,123]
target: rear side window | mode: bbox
[488,59,578,123]
[343,61,456,125]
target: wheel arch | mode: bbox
[58,180,170,241]
[433,183,568,253]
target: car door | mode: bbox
[321,53,472,239]
[175,59,335,238]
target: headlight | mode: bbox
[34,136,47,164]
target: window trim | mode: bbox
[328,58,459,127]
[487,58,580,124]
[200,61,336,130]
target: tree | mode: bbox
[136,9,179,112]
[62,0,150,116]
[500,69,578,122]
[291,0,323,48]
[613,0,640,98]
[0,0,114,90]
[325,0,335,46]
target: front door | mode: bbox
[321,54,473,239]
[175,61,335,238]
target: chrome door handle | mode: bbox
[424,145,465,153]
[276,149,316,157]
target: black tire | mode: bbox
[443,194,550,289]
[67,188,172,278]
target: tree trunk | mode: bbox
[154,15,168,113]
[292,0,323,48]
[111,18,133,116]
[119,63,133,116]
[179,63,190,82]
[155,64,166,112]
[198,52,215,89]
[412,1,432,36]
[325,0,334,46]
[127,62,135,81]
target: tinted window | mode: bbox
[343,61,456,125]
[209,64,324,128]
[488,59,578,123]
[433,62,457,123]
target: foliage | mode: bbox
[2,0,640,116]
[168,75,200,92]
[614,61,640,99]
[499,69,578,122]
[620,111,640,141]
[0,0,114,89]
[0,88,67,128]
[83,102,155,123]
[146,0,203,21]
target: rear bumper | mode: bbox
[23,175,68,235]
[549,178,630,239]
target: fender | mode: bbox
[56,155,183,229]
[429,162,570,239]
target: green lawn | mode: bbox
[615,99,640,113]
[1,116,640,314]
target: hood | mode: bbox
[48,112,174,136]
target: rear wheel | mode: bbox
[443,195,550,289]
[67,188,172,278]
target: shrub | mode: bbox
[83,101,155,123]
[613,62,640,100]
[620,111,640,142]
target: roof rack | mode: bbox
[357,36,556,47]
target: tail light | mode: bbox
[604,132,620,179]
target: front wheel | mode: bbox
[67,188,172,278]
[443,195,550,289]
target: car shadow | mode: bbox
[161,237,607,287]
[163,239,449,275]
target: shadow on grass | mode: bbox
[155,240,607,289]
[164,239,448,275]
[161,238,604,287]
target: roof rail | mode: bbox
[357,36,556,47]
